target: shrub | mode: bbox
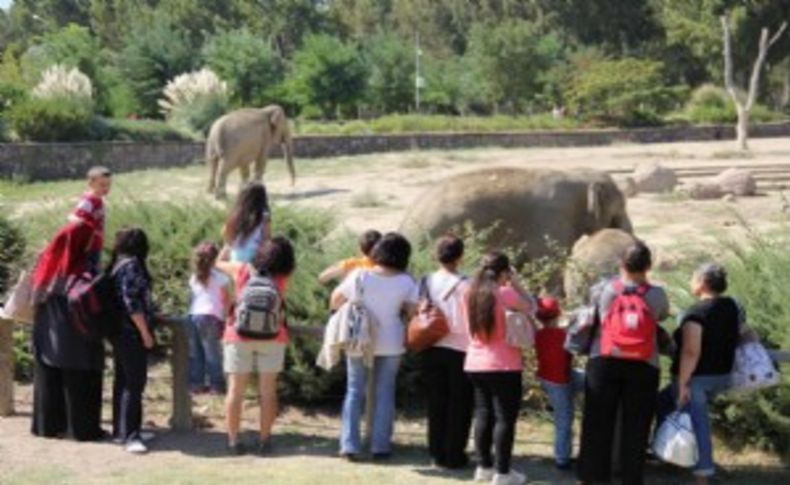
[364,32,415,113]
[158,68,228,137]
[675,84,780,124]
[0,210,25,296]
[32,64,93,107]
[88,117,195,142]
[9,96,93,141]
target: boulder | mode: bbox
[633,164,677,193]
[712,168,757,196]
[689,182,726,200]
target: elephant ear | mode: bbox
[269,106,285,131]
[587,182,603,222]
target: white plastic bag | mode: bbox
[730,341,780,393]
[652,411,698,468]
[505,310,535,349]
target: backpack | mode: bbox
[67,262,130,341]
[234,268,283,340]
[600,280,657,361]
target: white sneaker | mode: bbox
[474,466,495,481]
[491,470,526,485]
[125,439,148,454]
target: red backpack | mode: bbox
[600,280,656,361]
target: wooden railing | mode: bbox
[1,315,788,421]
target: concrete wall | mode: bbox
[1,122,789,182]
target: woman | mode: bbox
[109,228,156,454]
[217,236,295,455]
[30,221,105,442]
[331,232,419,460]
[577,241,670,485]
[656,264,744,484]
[464,252,533,485]
[422,235,473,469]
[222,182,271,263]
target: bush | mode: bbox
[88,117,195,142]
[661,224,790,452]
[158,68,229,137]
[674,84,781,124]
[32,64,93,106]
[9,96,93,141]
[364,32,415,113]
[0,211,25,297]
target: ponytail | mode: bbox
[467,252,511,339]
[193,242,219,286]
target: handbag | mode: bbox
[505,310,535,349]
[729,340,781,393]
[652,410,699,468]
[1,270,34,324]
[406,277,450,352]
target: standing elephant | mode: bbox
[206,105,295,199]
[400,167,632,264]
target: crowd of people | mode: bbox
[24,166,756,485]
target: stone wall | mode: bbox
[2,122,789,182]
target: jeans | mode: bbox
[186,314,225,392]
[578,357,659,485]
[656,374,731,477]
[540,369,585,465]
[468,371,523,474]
[111,327,149,442]
[424,347,473,468]
[340,355,401,454]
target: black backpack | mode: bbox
[66,264,128,341]
[234,271,284,340]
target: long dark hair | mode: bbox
[467,252,511,339]
[107,227,152,285]
[225,182,269,243]
[193,241,219,285]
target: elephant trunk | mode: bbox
[283,128,295,186]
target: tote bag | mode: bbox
[652,411,698,468]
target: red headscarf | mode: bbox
[31,222,95,301]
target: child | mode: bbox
[318,229,381,284]
[534,296,584,471]
[68,166,112,274]
[188,242,231,394]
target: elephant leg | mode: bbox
[239,163,250,184]
[214,161,230,200]
[253,153,267,182]
[207,155,219,194]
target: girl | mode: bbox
[188,242,231,394]
[464,252,533,485]
[222,182,271,263]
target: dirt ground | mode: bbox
[3,137,790,483]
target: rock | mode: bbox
[618,176,639,198]
[722,194,737,203]
[689,182,726,200]
[712,168,757,196]
[633,164,677,193]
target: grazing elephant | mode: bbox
[400,167,633,265]
[206,105,295,199]
[563,229,637,305]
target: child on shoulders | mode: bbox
[67,166,112,274]
[318,229,381,284]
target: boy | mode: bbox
[534,296,584,471]
[318,229,380,284]
[68,166,112,274]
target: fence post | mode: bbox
[0,318,14,416]
[165,316,192,431]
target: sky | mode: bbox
[0,0,11,11]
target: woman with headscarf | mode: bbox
[30,221,105,441]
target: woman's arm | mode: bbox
[330,288,348,311]
[677,321,703,406]
[318,262,345,285]
[215,260,243,278]
[507,271,535,314]
[129,313,155,349]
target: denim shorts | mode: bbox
[223,341,285,374]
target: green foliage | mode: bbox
[0,211,25,296]
[118,16,195,118]
[671,84,781,124]
[9,95,93,141]
[364,32,414,113]
[88,117,195,142]
[567,58,685,126]
[288,34,368,119]
[165,95,228,139]
[202,28,283,108]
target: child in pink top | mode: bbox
[464,252,533,485]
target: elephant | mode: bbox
[206,104,295,199]
[400,167,633,271]
[563,228,637,306]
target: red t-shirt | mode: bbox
[535,327,572,384]
[72,192,105,252]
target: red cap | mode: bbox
[536,297,561,322]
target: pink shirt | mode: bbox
[223,266,289,344]
[464,286,524,372]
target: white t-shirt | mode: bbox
[338,269,419,356]
[425,269,470,352]
[189,269,230,320]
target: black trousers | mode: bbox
[425,347,474,468]
[31,358,104,441]
[112,329,149,441]
[577,357,659,485]
[468,371,522,474]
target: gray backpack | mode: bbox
[235,270,283,340]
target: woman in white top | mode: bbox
[331,232,419,461]
[188,242,231,394]
[221,182,271,263]
[422,235,473,469]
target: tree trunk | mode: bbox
[737,106,750,151]
[0,319,14,416]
